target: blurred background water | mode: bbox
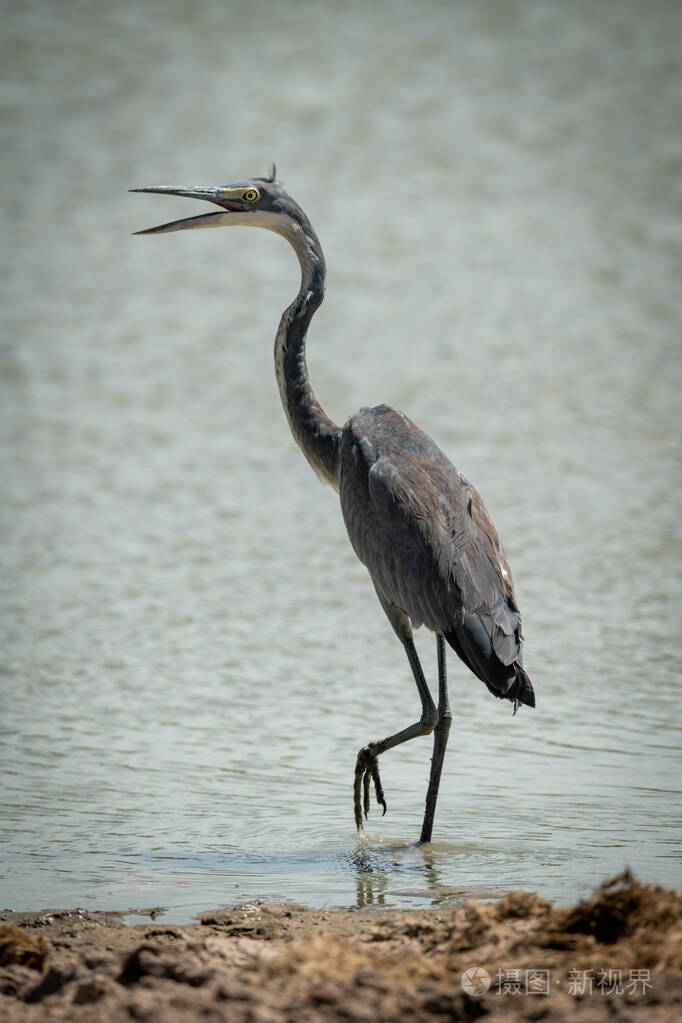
[1,0,680,922]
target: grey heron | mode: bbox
[131,168,535,843]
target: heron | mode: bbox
[131,167,535,843]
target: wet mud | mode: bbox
[1,872,680,1021]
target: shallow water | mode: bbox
[1,0,680,921]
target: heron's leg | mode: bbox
[419,633,452,844]
[354,635,438,832]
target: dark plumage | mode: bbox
[133,172,535,843]
[339,405,534,710]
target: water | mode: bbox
[1,0,680,921]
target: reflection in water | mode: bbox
[354,844,402,909]
[351,841,449,909]
[356,876,388,909]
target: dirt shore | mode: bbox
[1,871,680,1022]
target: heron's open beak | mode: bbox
[130,186,247,235]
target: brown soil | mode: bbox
[0,871,680,1021]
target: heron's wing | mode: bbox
[366,455,523,678]
[363,454,453,632]
[452,480,523,665]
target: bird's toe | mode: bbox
[370,761,387,816]
[353,743,388,828]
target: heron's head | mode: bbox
[131,166,306,239]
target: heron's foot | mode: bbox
[354,742,387,832]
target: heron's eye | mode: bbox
[243,188,259,202]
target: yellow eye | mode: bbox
[243,188,259,202]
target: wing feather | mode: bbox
[339,407,531,703]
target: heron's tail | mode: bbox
[507,664,535,709]
[443,625,536,710]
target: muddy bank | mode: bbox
[1,872,680,1021]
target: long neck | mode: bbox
[272,214,341,490]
